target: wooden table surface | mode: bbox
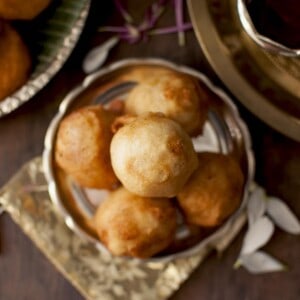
[0,1,299,299]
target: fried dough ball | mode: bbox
[0,22,31,101]
[110,113,199,198]
[55,105,119,189]
[0,0,51,20]
[94,187,177,258]
[177,152,244,227]
[125,70,208,136]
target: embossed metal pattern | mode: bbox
[0,157,247,299]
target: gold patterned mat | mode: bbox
[0,157,246,300]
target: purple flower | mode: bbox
[99,0,193,45]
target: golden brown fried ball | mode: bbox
[55,105,119,189]
[110,113,199,198]
[94,187,177,258]
[0,0,51,20]
[0,22,31,101]
[125,70,208,136]
[177,152,244,227]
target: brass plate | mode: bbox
[188,0,300,141]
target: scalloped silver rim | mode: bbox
[43,58,255,263]
[0,0,91,117]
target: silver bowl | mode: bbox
[43,58,255,263]
[237,0,300,56]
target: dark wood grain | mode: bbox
[0,1,300,299]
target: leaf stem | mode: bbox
[174,0,185,46]
[233,259,242,269]
[98,26,129,33]
[114,0,133,24]
[150,23,192,35]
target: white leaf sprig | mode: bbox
[247,186,267,226]
[267,197,300,234]
[241,216,274,255]
[235,185,300,274]
[82,37,119,74]
[235,251,287,274]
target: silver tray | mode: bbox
[0,0,90,117]
[43,58,255,262]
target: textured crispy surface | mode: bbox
[178,152,244,227]
[110,113,199,197]
[94,187,177,258]
[0,0,51,20]
[55,105,119,189]
[0,22,31,101]
[125,70,208,136]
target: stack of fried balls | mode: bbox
[55,70,244,258]
[0,0,52,101]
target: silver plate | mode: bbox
[43,58,255,262]
[0,0,90,117]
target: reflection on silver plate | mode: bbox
[43,58,254,262]
[0,0,90,117]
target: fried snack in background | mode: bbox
[0,0,51,20]
[110,113,199,198]
[55,105,120,190]
[125,70,208,136]
[177,152,244,227]
[0,21,31,101]
[94,187,177,258]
